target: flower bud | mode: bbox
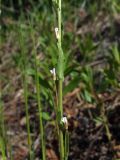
[61,117,68,130]
[50,68,56,81]
[55,27,60,40]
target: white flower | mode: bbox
[61,116,68,130]
[61,117,67,123]
[50,68,56,80]
[50,68,56,75]
[55,27,59,39]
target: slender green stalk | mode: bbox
[58,0,62,47]
[53,81,59,137]
[23,72,32,159]
[0,102,6,160]
[0,10,7,158]
[29,21,46,159]
[57,0,65,159]
[35,59,46,160]
[19,29,32,160]
[58,81,64,160]
[0,83,6,160]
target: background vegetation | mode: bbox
[1,0,120,159]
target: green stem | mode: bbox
[35,59,46,160]
[53,81,59,137]
[0,91,6,145]
[58,80,63,118]
[0,88,6,160]
[23,73,32,159]
[57,0,65,159]
[28,17,46,160]
[58,0,62,46]
[58,80,64,160]
[0,29,7,159]
[19,29,32,160]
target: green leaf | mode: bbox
[42,112,51,121]
[93,117,103,127]
[81,72,89,83]
[26,68,35,75]
[112,44,120,64]
[38,75,52,90]
[26,68,52,90]
[64,64,79,77]
[63,76,80,96]
[82,90,92,103]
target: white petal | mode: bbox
[61,117,68,124]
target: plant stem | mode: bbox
[23,72,32,159]
[29,22,46,159]
[0,87,6,160]
[35,58,46,160]
[53,81,59,137]
[57,0,64,159]
[19,29,32,160]
[58,80,64,160]
[58,0,62,47]
[0,90,6,143]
